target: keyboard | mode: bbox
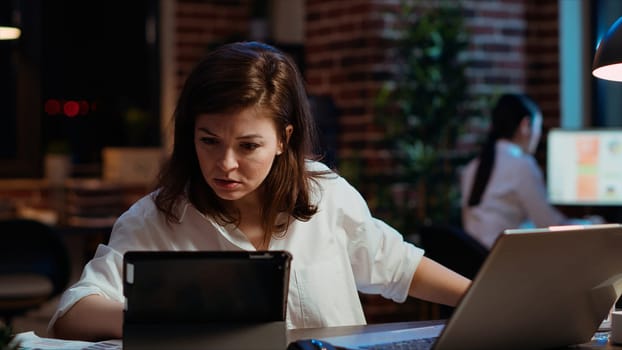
[360,337,437,350]
[319,324,444,350]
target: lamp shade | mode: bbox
[593,17,622,81]
[0,26,20,40]
[0,0,20,40]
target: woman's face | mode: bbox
[526,113,542,154]
[194,106,285,206]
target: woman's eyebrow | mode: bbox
[237,134,264,140]
[196,127,264,140]
[196,126,216,135]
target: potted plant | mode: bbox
[373,1,475,234]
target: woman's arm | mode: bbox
[52,294,123,341]
[408,256,471,307]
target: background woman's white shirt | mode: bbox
[460,140,566,249]
[48,161,424,331]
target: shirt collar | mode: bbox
[175,198,190,223]
[497,139,524,158]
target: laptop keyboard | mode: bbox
[360,336,437,350]
[319,324,444,350]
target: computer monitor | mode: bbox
[547,128,622,206]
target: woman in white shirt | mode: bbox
[50,41,470,341]
[461,93,599,249]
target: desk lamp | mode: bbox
[593,16,622,81]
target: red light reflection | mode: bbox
[63,101,80,118]
[79,100,90,115]
[44,99,61,115]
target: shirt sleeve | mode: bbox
[47,244,125,332]
[330,176,425,303]
[515,157,567,227]
[47,195,158,332]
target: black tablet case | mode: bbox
[123,250,292,350]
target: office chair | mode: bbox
[418,223,488,318]
[0,218,71,327]
[418,223,488,280]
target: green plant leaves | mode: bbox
[373,1,472,228]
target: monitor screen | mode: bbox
[547,129,622,205]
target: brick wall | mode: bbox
[305,0,560,182]
[525,0,560,132]
[305,0,394,168]
[524,0,560,164]
[175,0,251,90]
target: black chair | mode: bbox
[0,218,71,327]
[418,223,488,318]
[418,223,488,281]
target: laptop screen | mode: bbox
[547,128,622,205]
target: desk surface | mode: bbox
[12,320,622,350]
[287,320,622,349]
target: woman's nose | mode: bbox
[217,148,238,171]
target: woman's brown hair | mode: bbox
[154,41,326,237]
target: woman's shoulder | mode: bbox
[496,141,537,165]
[111,191,159,226]
[305,159,333,172]
[304,160,366,203]
[494,147,543,186]
[128,191,159,210]
[108,191,193,250]
[304,159,343,186]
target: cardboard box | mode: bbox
[102,147,164,185]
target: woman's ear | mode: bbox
[285,124,293,143]
[518,116,531,137]
[277,125,294,155]
[515,116,537,153]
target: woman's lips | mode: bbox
[213,178,240,189]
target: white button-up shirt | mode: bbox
[49,161,424,331]
[460,140,567,249]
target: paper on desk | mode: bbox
[11,331,121,350]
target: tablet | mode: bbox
[123,250,292,324]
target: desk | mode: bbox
[287,320,622,349]
[10,320,622,350]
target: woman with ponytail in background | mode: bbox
[460,93,603,249]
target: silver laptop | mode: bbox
[319,224,622,350]
[123,250,292,350]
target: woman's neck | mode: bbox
[224,195,268,250]
[507,135,529,153]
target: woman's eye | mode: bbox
[241,143,259,150]
[200,137,218,145]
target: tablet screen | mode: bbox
[123,251,292,324]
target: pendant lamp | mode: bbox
[0,26,20,40]
[0,1,20,40]
[593,17,622,81]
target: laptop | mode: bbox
[122,250,292,350]
[317,224,622,350]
